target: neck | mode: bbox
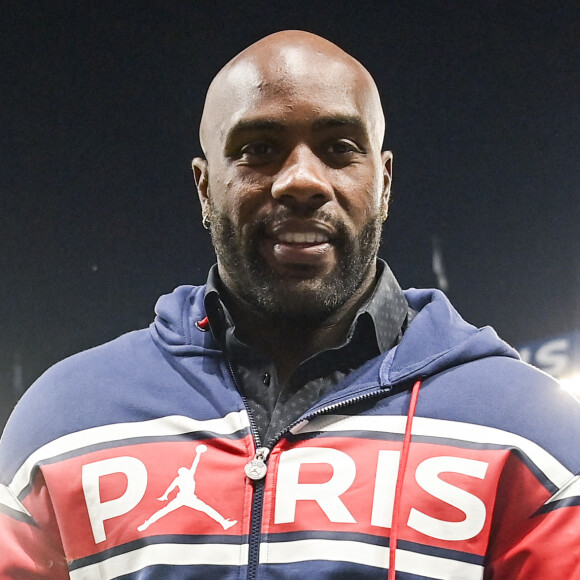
[221,270,377,385]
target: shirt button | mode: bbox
[263,373,271,386]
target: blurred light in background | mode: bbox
[518,331,580,400]
[559,373,580,399]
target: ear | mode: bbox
[192,157,210,216]
[380,150,393,221]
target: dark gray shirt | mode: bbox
[204,260,411,446]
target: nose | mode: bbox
[271,145,334,210]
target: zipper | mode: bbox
[264,385,391,449]
[226,361,267,580]
[245,446,270,480]
[228,354,395,579]
[227,360,262,448]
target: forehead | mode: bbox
[202,48,382,151]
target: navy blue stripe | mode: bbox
[68,533,249,571]
[16,429,247,502]
[286,428,559,494]
[260,560,472,580]
[397,538,484,566]
[535,495,580,515]
[262,530,484,566]
[262,529,390,548]
[113,563,244,580]
[0,503,39,527]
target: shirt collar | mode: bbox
[350,259,409,352]
[203,258,409,354]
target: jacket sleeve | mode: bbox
[0,479,70,579]
[484,473,580,578]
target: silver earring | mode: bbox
[202,214,211,230]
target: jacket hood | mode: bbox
[383,288,519,386]
[151,284,519,385]
[151,285,220,357]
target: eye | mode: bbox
[321,139,365,167]
[324,139,363,155]
[240,141,276,159]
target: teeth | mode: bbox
[278,232,328,244]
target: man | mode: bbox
[1,30,579,580]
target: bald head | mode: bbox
[199,31,386,156]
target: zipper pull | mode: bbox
[245,447,270,481]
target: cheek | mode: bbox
[336,174,382,222]
[209,174,268,226]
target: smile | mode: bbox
[276,232,329,244]
[261,220,337,270]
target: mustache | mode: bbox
[251,208,345,234]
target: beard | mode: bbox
[208,206,382,326]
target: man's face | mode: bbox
[195,49,392,324]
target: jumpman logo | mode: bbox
[137,444,237,532]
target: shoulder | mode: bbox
[33,327,160,391]
[420,355,580,470]
[0,329,159,478]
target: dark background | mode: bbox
[1,1,578,429]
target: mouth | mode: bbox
[276,231,330,244]
[262,221,336,270]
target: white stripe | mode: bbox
[298,414,573,487]
[546,474,580,503]
[10,411,250,497]
[0,483,32,517]
[69,542,248,580]
[261,539,483,580]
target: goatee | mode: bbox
[209,208,382,326]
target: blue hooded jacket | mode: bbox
[1,286,579,579]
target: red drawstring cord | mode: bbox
[195,316,210,331]
[388,379,422,580]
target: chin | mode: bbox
[244,276,353,323]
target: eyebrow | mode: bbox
[311,115,367,133]
[224,114,368,144]
[224,118,286,143]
